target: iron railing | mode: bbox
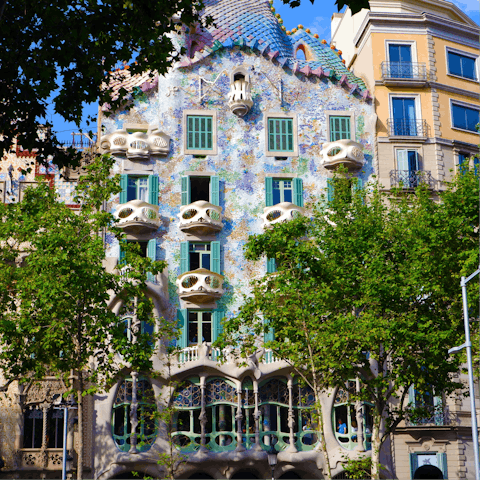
[390,170,435,189]
[404,405,455,427]
[381,62,427,81]
[59,133,96,150]
[387,119,428,137]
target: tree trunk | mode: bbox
[370,414,382,480]
[314,399,331,480]
[77,371,83,480]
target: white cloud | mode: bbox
[306,16,330,40]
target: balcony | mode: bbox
[228,79,253,117]
[387,119,428,139]
[320,139,365,170]
[176,268,224,304]
[390,170,435,189]
[100,129,170,159]
[404,405,455,427]
[115,199,160,234]
[178,200,223,235]
[381,62,428,87]
[261,202,304,229]
[17,448,64,469]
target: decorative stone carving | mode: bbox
[176,268,224,304]
[320,139,365,169]
[178,200,223,235]
[23,379,68,406]
[228,79,253,117]
[115,199,160,234]
[261,202,304,229]
[100,129,170,159]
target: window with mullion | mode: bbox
[452,103,480,132]
[188,311,212,345]
[189,242,211,270]
[448,51,477,80]
[272,179,293,204]
[268,118,294,152]
[330,116,351,141]
[188,115,213,151]
[127,176,148,202]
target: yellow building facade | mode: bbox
[332,0,479,191]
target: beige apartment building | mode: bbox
[332,0,479,191]
[332,1,480,478]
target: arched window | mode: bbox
[333,381,372,450]
[292,382,318,450]
[205,377,238,452]
[112,377,157,452]
[295,45,307,61]
[258,377,290,451]
[172,378,202,452]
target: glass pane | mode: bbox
[137,177,148,202]
[466,106,479,131]
[461,55,476,79]
[452,104,467,130]
[188,312,198,344]
[202,312,212,342]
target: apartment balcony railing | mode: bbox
[381,62,428,82]
[387,119,428,138]
[176,268,224,304]
[390,170,435,189]
[178,345,224,363]
[17,448,64,469]
[404,405,455,427]
[178,200,223,235]
[261,202,304,229]
[115,199,160,234]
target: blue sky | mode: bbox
[47,0,479,144]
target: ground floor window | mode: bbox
[23,407,64,449]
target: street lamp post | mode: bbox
[267,444,278,480]
[448,270,480,480]
[53,394,78,480]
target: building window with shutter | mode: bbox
[326,111,354,142]
[265,113,298,157]
[183,111,217,155]
[118,239,156,282]
[176,309,225,349]
[265,177,303,207]
[119,174,159,205]
[180,241,221,274]
[181,175,220,206]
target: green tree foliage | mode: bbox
[217,171,479,479]
[0,155,165,478]
[279,0,369,14]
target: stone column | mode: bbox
[286,376,297,452]
[235,381,245,451]
[199,375,207,450]
[129,372,138,453]
[253,380,262,451]
[355,377,365,451]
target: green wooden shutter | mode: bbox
[146,239,156,282]
[177,309,188,349]
[268,118,294,152]
[119,239,127,266]
[212,309,225,342]
[330,116,351,141]
[120,174,128,204]
[180,242,189,274]
[267,258,276,273]
[327,179,335,203]
[293,178,303,207]
[437,452,448,478]
[264,318,275,343]
[265,177,274,207]
[409,453,418,480]
[181,176,190,206]
[188,116,213,150]
[148,175,159,205]
[211,241,221,274]
[210,176,220,206]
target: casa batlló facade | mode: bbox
[0,0,476,479]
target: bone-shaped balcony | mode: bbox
[176,268,224,304]
[100,129,170,159]
[320,139,365,170]
[261,202,305,229]
[115,200,160,234]
[228,79,254,117]
[178,201,223,235]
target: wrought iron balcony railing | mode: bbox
[381,62,427,81]
[404,405,455,427]
[390,170,435,189]
[387,119,428,137]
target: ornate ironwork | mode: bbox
[381,62,427,81]
[387,119,428,137]
[390,170,436,189]
[404,405,455,427]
